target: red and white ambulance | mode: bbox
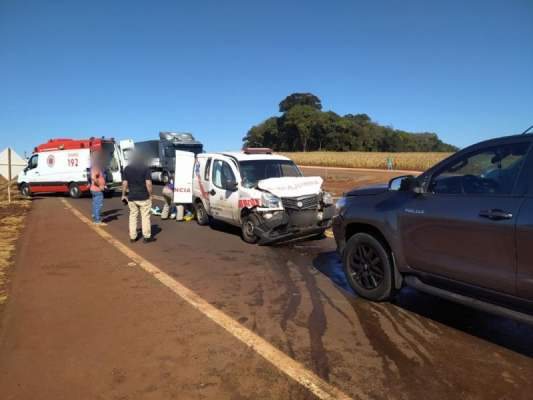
[17,137,122,198]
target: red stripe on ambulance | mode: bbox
[238,198,260,208]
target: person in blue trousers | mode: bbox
[90,155,107,225]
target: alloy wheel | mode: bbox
[348,244,385,290]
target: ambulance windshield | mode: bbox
[239,160,301,188]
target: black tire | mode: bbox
[20,183,31,197]
[241,214,260,244]
[195,201,210,225]
[342,233,394,301]
[69,183,82,198]
[103,190,114,199]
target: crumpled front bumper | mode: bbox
[253,205,335,245]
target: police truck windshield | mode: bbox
[239,160,302,188]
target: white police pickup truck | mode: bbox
[173,148,335,244]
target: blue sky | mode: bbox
[1,0,532,156]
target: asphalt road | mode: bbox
[0,172,533,400]
[87,190,533,398]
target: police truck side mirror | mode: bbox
[388,175,420,192]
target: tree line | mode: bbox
[242,93,457,152]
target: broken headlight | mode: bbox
[322,191,334,205]
[261,192,282,209]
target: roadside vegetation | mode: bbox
[243,92,457,153]
[0,178,30,305]
[282,151,452,171]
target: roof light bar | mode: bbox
[243,147,273,154]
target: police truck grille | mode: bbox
[282,194,319,210]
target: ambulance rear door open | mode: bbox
[111,143,125,183]
[173,150,195,204]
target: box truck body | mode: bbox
[135,132,203,183]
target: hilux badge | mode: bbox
[405,208,425,215]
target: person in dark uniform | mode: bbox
[121,152,155,243]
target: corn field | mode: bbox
[280,151,453,172]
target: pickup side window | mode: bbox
[28,154,38,169]
[204,158,212,181]
[212,159,236,189]
[429,142,531,195]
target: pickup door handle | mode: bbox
[479,209,513,221]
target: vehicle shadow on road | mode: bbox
[207,220,242,237]
[31,193,67,200]
[313,251,533,358]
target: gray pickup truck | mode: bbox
[333,132,533,324]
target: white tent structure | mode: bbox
[0,148,27,180]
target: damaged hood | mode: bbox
[257,176,323,198]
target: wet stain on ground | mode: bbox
[312,248,533,359]
[268,252,301,359]
[299,263,331,381]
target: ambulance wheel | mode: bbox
[241,215,259,244]
[69,183,81,198]
[195,201,209,225]
[20,183,31,197]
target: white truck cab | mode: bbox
[175,148,334,244]
[119,139,135,166]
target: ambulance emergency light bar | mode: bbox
[242,147,273,155]
[34,137,115,153]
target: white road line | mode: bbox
[61,198,360,400]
